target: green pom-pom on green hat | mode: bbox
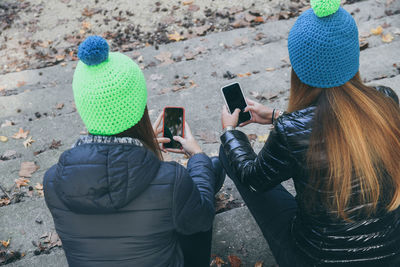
[73,36,147,136]
[311,0,341,17]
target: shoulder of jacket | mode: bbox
[275,106,316,135]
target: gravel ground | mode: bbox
[0,0,309,74]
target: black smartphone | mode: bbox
[221,82,252,125]
[163,107,185,149]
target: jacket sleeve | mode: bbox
[220,125,294,192]
[374,85,399,105]
[172,153,215,235]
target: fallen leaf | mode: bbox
[19,162,39,177]
[211,256,225,267]
[35,183,43,190]
[237,72,251,77]
[184,51,196,60]
[1,239,10,248]
[228,255,242,267]
[56,103,64,110]
[0,136,8,142]
[189,80,197,88]
[266,67,275,72]
[168,31,185,42]
[182,0,193,5]
[0,197,11,207]
[247,134,257,141]
[258,133,269,143]
[382,33,394,43]
[17,81,26,87]
[254,16,264,23]
[194,25,211,36]
[254,261,263,267]
[154,51,174,65]
[1,150,19,160]
[12,128,29,139]
[23,136,35,148]
[188,4,200,12]
[55,55,65,62]
[82,21,91,30]
[15,178,30,189]
[49,139,62,149]
[359,38,369,51]
[371,26,383,35]
[0,86,5,91]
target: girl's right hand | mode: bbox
[240,99,274,127]
[166,122,203,157]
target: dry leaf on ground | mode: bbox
[382,33,394,43]
[56,103,64,110]
[371,26,383,35]
[35,183,43,190]
[23,136,35,148]
[0,136,8,142]
[247,134,257,141]
[254,261,263,267]
[19,162,39,177]
[210,256,225,267]
[154,51,174,65]
[228,255,242,267]
[15,178,29,189]
[266,67,275,72]
[12,128,29,139]
[182,0,193,5]
[168,31,184,42]
[17,81,26,87]
[0,198,11,207]
[237,72,251,78]
[258,133,269,143]
[0,240,10,248]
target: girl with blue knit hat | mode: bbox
[220,0,400,266]
[43,35,225,267]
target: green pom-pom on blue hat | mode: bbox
[73,36,147,136]
[311,0,340,17]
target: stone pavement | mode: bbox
[0,0,399,266]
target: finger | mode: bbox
[184,121,193,138]
[239,121,252,127]
[153,111,164,130]
[233,108,241,116]
[165,148,185,154]
[173,136,185,143]
[246,98,256,105]
[244,106,255,113]
[157,137,171,143]
[156,126,163,135]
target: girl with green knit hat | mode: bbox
[43,35,225,267]
[220,0,400,266]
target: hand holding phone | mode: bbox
[221,82,252,126]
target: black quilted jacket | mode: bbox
[220,86,400,266]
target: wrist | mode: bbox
[189,149,203,157]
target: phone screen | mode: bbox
[163,107,184,149]
[222,83,251,125]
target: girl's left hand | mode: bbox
[152,111,170,153]
[221,105,240,130]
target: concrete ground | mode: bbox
[0,0,399,266]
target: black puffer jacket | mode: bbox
[220,86,400,266]
[44,135,215,267]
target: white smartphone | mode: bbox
[221,82,252,125]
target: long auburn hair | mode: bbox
[288,70,400,219]
[115,106,163,160]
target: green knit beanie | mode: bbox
[72,36,147,135]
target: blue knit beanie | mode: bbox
[288,0,359,88]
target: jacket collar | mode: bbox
[73,135,143,148]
